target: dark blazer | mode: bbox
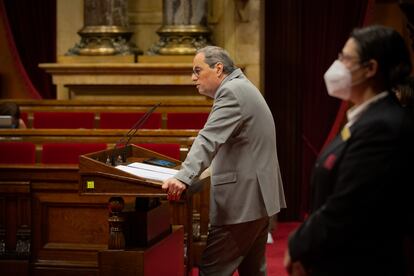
[289,94,414,276]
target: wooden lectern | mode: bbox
[78,144,193,275]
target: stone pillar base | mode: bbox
[148,25,211,55]
[66,25,140,56]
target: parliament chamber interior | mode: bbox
[1,0,413,275]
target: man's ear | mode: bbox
[216,62,224,76]
[364,59,378,78]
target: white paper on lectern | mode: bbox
[116,162,178,182]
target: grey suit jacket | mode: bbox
[175,68,286,226]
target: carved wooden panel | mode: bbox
[32,192,110,268]
[0,165,209,274]
[0,181,31,257]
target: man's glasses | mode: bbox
[192,67,202,77]
[192,63,219,77]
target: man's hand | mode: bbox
[162,178,187,201]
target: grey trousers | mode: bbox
[199,216,270,276]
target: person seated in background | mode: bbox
[0,102,26,128]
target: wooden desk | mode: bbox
[0,164,208,275]
[99,226,185,276]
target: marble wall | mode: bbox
[57,0,84,57]
[56,0,263,89]
[55,0,409,94]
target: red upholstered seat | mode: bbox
[136,143,181,160]
[0,142,36,164]
[100,112,162,129]
[166,112,209,129]
[41,143,107,164]
[33,111,95,129]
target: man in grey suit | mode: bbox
[162,46,286,276]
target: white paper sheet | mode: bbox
[116,162,178,182]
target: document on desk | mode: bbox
[116,162,179,182]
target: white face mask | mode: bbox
[324,60,352,100]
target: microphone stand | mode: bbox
[108,103,161,166]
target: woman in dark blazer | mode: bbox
[285,25,414,276]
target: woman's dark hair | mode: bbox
[350,25,412,91]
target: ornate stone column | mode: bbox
[149,0,211,55]
[67,0,139,56]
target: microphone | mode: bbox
[108,103,161,166]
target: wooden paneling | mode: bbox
[99,226,184,276]
[0,181,31,251]
[0,164,209,275]
[32,193,109,274]
[0,99,212,274]
[0,260,29,276]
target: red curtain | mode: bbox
[264,0,371,220]
[264,0,303,221]
[2,0,56,99]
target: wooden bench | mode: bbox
[0,129,199,161]
[0,108,211,271]
[1,99,213,129]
